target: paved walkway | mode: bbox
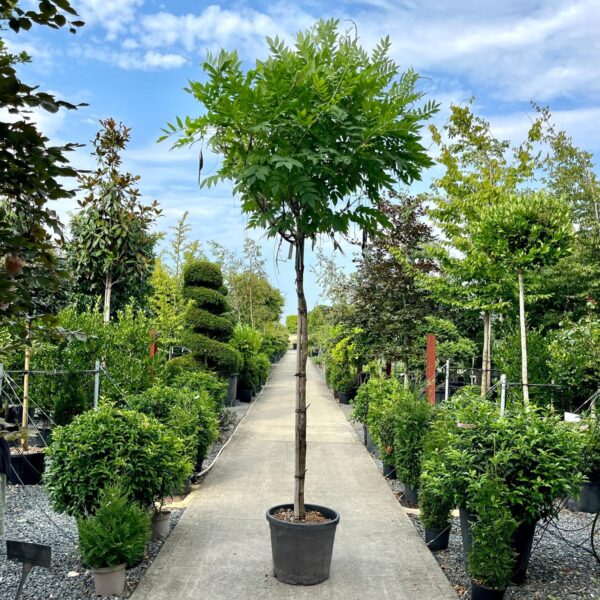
[132,352,456,600]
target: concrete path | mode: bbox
[132,351,456,600]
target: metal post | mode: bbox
[444,360,450,402]
[21,321,31,451]
[426,334,437,405]
[500,374,507,416]
[93,360,100,410]
[0,363,4,416]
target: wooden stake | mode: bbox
[22,320,31,451]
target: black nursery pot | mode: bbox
[337,391,351,404]
[382,463,397,480]
[471,580,506,600]
[266,504,340,585]
[403,483,418,505]
[425,525,450,551]
[238,389,253,403]
[8,451,45,485]
[568,478,600,513]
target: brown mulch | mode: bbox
[273,508,331,524]
[9,445,45,456]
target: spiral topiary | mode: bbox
[181,259,241,375]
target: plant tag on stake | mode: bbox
[6,540,51,600]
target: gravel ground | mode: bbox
[337,400,600,600]
[0,484,183,600]
[0,404,250,600]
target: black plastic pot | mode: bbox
[227,374,238,407]
[459,508,536,584]
[382,463,397,480]
[568,478,600,513]
[425,525,451,551]
[404,483,418,505]
[266,503,340,585]
[471,580,506,600]
[238,389,253,403]
[8,451,45,485]
[337,391,351,404]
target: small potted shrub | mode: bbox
[394,389,431,501]
[467,476,516,600]
[419,465,452,551]
[366,379,401,483]
[331,366,357,404]
[78,485,151,597]
[568,417,600,513]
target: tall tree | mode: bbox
[67,119,161,322]
[348,194,435,384]
[0,0,83,322]
[428,102,542,394]
[163,20,437,518]
[472,192,573,406]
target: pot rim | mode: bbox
[92,563,126,575]
[266,503,340,530]
[471,579,506,593]
[152,510,172,520]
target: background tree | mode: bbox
[427,102,542,394]
[67,119,161,322]
[472,192,573,405]
[348,194,434,384]
[164,20,437,518]
[0,0,83,322]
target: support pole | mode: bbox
[21,321,31,451]
[0,363,4,417]
[444,360,450,402]
[94,360,100,410]
[500,374,507,416]
[426,334,436,405]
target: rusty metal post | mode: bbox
[426,334,436,405]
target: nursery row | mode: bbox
[328,365,600,600]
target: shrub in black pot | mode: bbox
[394,389,431,499]
[569,417,600,513]
[419,460,452,551]
[366,377,401,468]
[427,389,583,584]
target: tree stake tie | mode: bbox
[7,540,51,600]
[295,404,310,414]
[295,469,308,479]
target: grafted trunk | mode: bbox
[294,236,308,520]
[481,312,491,396]
[518,271,530,408]
[103,272,113,325]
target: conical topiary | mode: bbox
[181,259,241,375]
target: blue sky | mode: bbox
[5,0,600,317]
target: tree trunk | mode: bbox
[518,271,530,407]
[403,359,410,390]
[481,311,491,397]
[103,272,113,325]
[294,236,308,520]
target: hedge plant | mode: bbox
[181,259,241,375]
[45,405,191,517]
[366,377,403,464]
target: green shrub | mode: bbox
[182,286,228,313]
[127,384,219,463]
[579,417,600,477]
[419,462,453,531]
[394,390,432,488]
[172,370,228,411]
[45,405,191,517]
[428,390,584,525]
[261,322,289,360]
[78,485,151,569]
[186,307,233,340]
[351,376,393,424]
[182,332,241,374]
[231,324,264,390]
[466,475,516,590]
[366,377,403,463]
[183,260,223,289]
[164,355,197,379]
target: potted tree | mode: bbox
[78,485,150,597]
[162,19,437,584]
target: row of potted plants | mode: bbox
[350,376,595,599]
[43,367,228,595]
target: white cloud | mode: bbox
[77,0,145,40]
[73,46,187,70]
